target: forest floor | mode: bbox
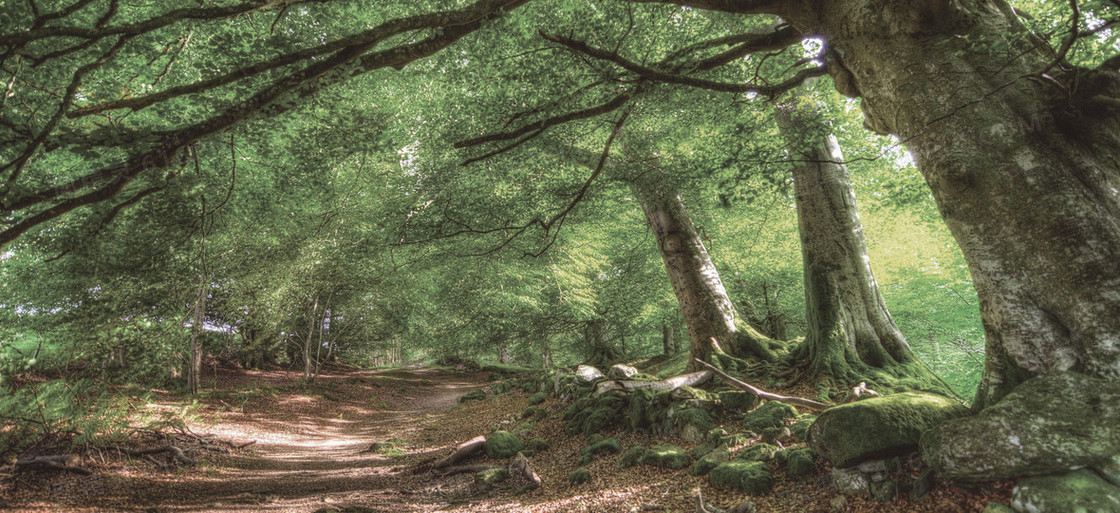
[2,364,1011,512]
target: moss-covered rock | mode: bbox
[616,446,647,468]
[579,438,621,465]
[511,421,533,438]
[719,391,759,413]
[642,443,690,470]
[568,468,591,485]
[709,461,773,495]
[921,371,1120,480]
[475,467,509,487]
[607,363,639,379]
[787,449,816,477]
[521,405,538,419]
[789,414,816,442]
[528,438,550,452]
[689,445,729,476]
[527,392,547,405]
[459,389,487,403]
[738,442,779,462]
[810,391,967,468]
[485,430,524,459]
[673,408,716,442]
[743,401,798,432]
[1010,469,1120,513]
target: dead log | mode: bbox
[13,454,91,475]
[594,370,711,395]
[432,435,486,469]
[509,452,542,489]
[693,359,831,411]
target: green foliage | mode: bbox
[568,468,591,485]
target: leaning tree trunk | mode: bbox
[776,98,951,395]
[631,178,779,369]
[785,1,1120,408]
[584,318,625,366]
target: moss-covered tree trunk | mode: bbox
[584,318,625,366]
[781,1,1120,407]
[631,178,779,369]
[776,98,948,393]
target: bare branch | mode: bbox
[541,32,824,97]
[621,0,786,16]
[693,358,832,411]
[455,90,636,150]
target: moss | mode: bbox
[743,401,798,432]
[587,438,621,456]
[787,449,816,477]
[674,408,715,441]
[521,405,538,419]
[475,467,509,487]
[568,468,591,485]
[709,461,773,495]
[528,438,549,452]
[563,398,592,421]
[813,391,968,468]
[738,442,779,462]
[491,381,511,394]
[642,443,690,470]
[459,389,487,403]
[789,415,815,442]
[528,392,546,405]
[484,431,524,459]
[512,421,533,438]
[689,445,729,476]
[616,446,646,468]
[719,391,759,412]
[628,388,657,432]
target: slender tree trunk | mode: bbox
[303,294,318,380]
[662,319,680,355]
[785,1,1120,407]
[631,179,779,369]
[776,98,950,394]
[188,199,207,396]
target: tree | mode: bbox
[776,90,950,394]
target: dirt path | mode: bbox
[4,366,507,513]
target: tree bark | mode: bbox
[775,97,948,393]
[784,1,1120,407]
[631,178,779,369]
[584,318,625,366]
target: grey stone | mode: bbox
[1010,469,1120,513]
[810,392,968,468]
[607,364,639,379]
[921,372,1120,481]
[831,466,869,496]
[870,480,897,502]
[1096,454,1120,488]
[575,365,603,382]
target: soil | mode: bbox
[1,364,1013,512]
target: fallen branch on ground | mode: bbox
[120,445,196,465]
[693,359,831,411]
[13,454,91,475]
[432,435,486,470]
[594,370,712,395]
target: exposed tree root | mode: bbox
[437,464,501,476]
[120,445,195,466]
[694,359,831,411]
[510,452,542,488]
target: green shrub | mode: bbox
[527,392,546,405]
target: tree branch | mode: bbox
[621,0,787,16]
[693,358,831,411]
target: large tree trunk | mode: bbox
[785,1,1120,407]
[776,97,948,394]
[631,178,779,369]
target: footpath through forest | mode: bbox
[3,364,1009,512]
